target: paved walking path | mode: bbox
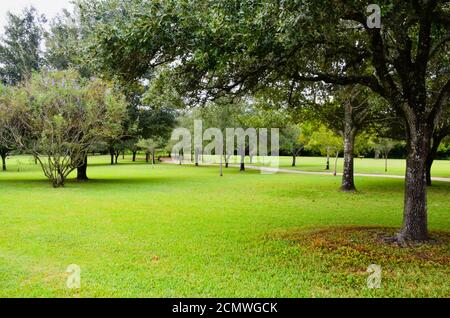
[230,164,450,183]
[161,159,450,183]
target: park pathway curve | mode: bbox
[160,158,450,183]
[231,164,450,183]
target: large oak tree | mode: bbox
[82,0,450,242]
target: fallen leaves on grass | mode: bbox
[271,226,450,270]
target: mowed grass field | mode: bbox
[0,155,449,297]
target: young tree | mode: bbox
[280,124,306,167]
[9,70,127,187]
[44,8,96,180]
[137,138,162,164]
[306,125,343,175]
[370,138,400,172]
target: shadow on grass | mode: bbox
[0,175,189,190]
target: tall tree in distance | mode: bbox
[0,84,14,171]
[280,124,306,167]
[0,7,44,85]
[44,8,92,78]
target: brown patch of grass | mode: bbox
[271,226,450,271]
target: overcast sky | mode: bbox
[0,0,73,33]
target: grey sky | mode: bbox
[0,0,73,32]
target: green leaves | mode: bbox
[0,7,44,85]
[6,70,128,186]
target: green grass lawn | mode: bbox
[0,155,449,297]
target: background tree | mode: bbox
[137,138,162,164]
[44,8,92,78]
[280,124,306,167]
[0,7,44,85]
[370,138,401,172]
[0,85,14,171]
[306,125,343,175]
[298,85,377,191]
[198,100,241,173]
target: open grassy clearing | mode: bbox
[0,155,449,297]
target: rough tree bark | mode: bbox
[341,106,357,191]
[77,156,89,180]
[397,118,431,242]
[341,132,356,191]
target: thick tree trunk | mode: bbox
[341,100,357,191]
[145,152,149,163]
[132,151,137,162]
[397,123,430,242]
[425,159,432,186]
[341,132,356,191]
[77,156,88,180]
[152,150,156,165]
[292,155,296,167]
[240,153,245,171]
[1,151,6,171]
[325,148,330,170]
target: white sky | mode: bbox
[0,0,73,33]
